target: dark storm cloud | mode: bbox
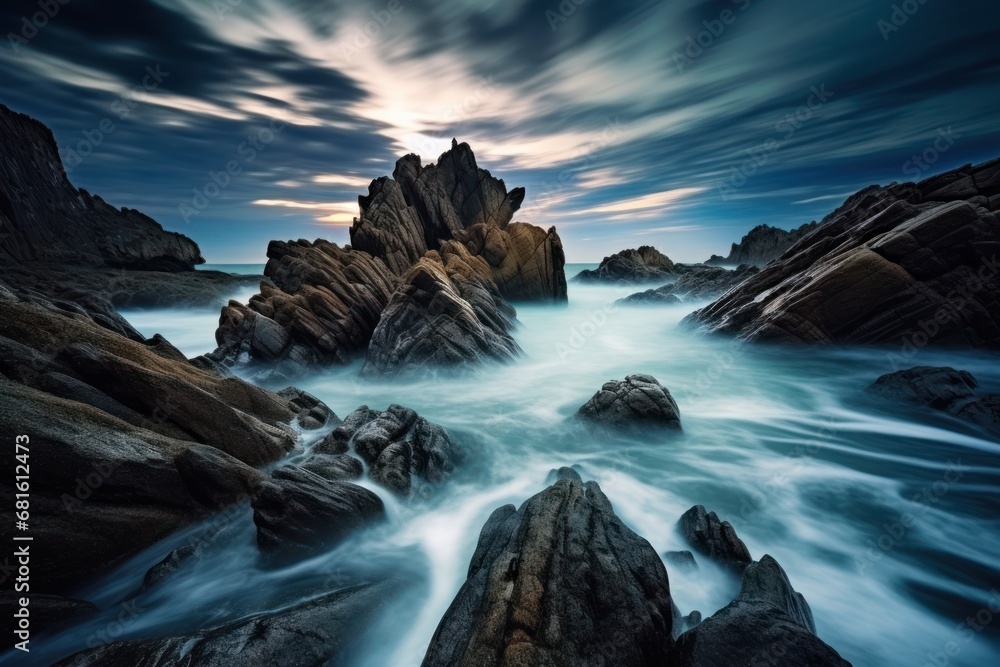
[1,0,998,262]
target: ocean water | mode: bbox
[14,266,1000,666]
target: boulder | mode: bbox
[574,246,678,284]
[677,505,753,574]
[421,468,677,666]
[0,103,203,270]
[321,404,467,496]
[576,374,682,432]
[362,243,521,378]
[618,265,760,304]
[867,366,1000,430]
[686,159,1000,348]
[251,466,385,562]
[300,453,365,482]
[174,444,266,509]
[673,556,852,666]
[55,582,398,667]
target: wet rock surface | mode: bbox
[576,374,682,432]
[686,159,1000,348]
[677,505,753,574]
[867,366,1000,431]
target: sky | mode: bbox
[1,0,999,264]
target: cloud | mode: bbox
[252,198,358,225]
[571,188,706,216]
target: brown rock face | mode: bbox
[0,103,203,271]
[421,468,677,667]
[686,158,1000,348]
[213,141,566,376]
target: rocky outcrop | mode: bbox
[705,222,818,267]
[674,556,851,666]
[56,581,399,667]
[421,468,678,667]
[251,466,385,563]
[212,141,566,376]
[686,159,1000,348]
[574,246,678,284]
[576,374,682,432]
[0,103,203,271]
[321,403,468,497]
[867,366,1000,431]
[362,242,521,377]
[618,264,759,304]
[0,280,329,595]
[677,505,753,574]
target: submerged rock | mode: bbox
[421,469,677,667]
[322,403,468,496]
[867,366,1000,431]
[576,374,682,432]
[686,158,1000,348]
[674,556,851,666]
[56,582,398,667]
[677,505,753,574]
[574,246,678,284]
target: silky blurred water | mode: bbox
[14,265,1000,667]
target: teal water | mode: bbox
[17,267,1000,666]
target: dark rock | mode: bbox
[140,544,201,593]
[686,159,1000,348]
[300,453,365,481]
[362,242,521,378]
[56,582,398,667]
[704,222,819,267]
[576,374,682,432]
[323,404,467,496]
[663,550,698,573]
[277,387,337,430]
[0,103,203,270]
[421,474,677,667]
[574,246,678,284]
[673,555,851,666]
[617,286,683,305]
[618,264,760,305]
[677,505,753,574]
[251,466,384,562]
[174,444,265,509]
[867,366,1000,430]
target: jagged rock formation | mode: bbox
[421,468,678,667]
[576,374,682,432]
[212,141,566,377]
[677,505,753,574]
[574,246,678,284]
[705,221,818,267]
[0,103,203,271]
[686,159,1000,348]
[618,264,759,304]
[362,242,521,377]
[0,279,333,595]
[320,403,468,497]
[867,366,1000,431]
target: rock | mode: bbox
[300,453,365,481]
[663,550,698,573]
[421,470,677,667]
[686,159,1000,348]
[867,366,1000,430]
[0,103,203,270]
[212,240,397,370]
[362,242,521,378]
[56,581,399,667]
[677,505,753,574]
[576,374,682,432]
[174,444,265,509]
[277,387,337,430]
[323,404,467,496]
[673,556,852,666]
[456,222,567,301]
[0,282,331,595]
[251,466,385,562]
[704,222,819,267]
[0,593,97,637]
[574,246,678,284]
[618,286,683,305]
[618,264,760,304]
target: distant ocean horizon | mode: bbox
[198,262,601,278]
